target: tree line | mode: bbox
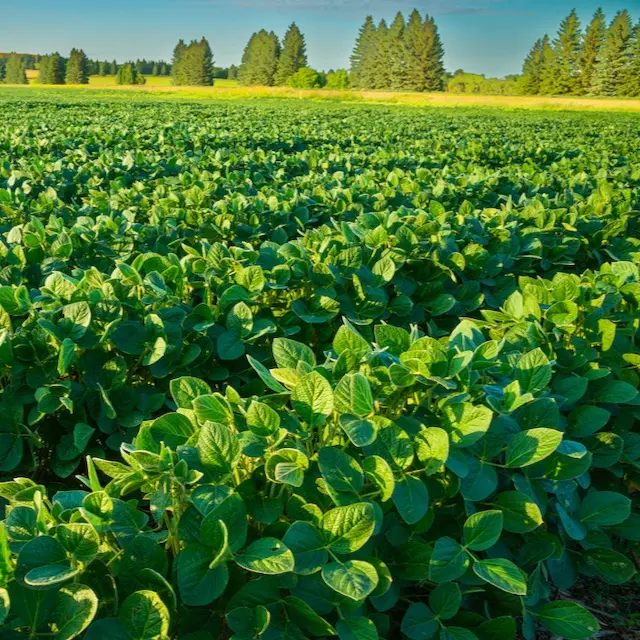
[520,8,640,96]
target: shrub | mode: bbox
[287,67,323,89]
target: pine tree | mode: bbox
[116,63,146,85]
[553,9,582,94]
[238,30,280,86]
[619,20,640,96]
[519,38,545,94]
[371,19,390,89]
[403,11,445,92]
[39,53,66,84]
[65,49,89,84]
[539,35,557,94]
[171,39,188,85]
[581,8,607,94]
[591,10,633,95]
[275,23,307,85]
[110,60,118,75]
[5,54,27,84]
[350,16,377,89]
[98,61,107,76]
[388,12,407,90]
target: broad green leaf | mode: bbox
[392,475,429,525]
[493,491,543,533]
[463,510,503,551]
[578,489,631,526]
[334,373,374,417]
[582,548,636,584]
[472,558,527,595]
[414,427,449,475]
[318,447,364,495]
[193,393,233,424]
[284,596,335,637]
[291,372,333,424]
[321,503,375,554]
[321,560,378,601]
[444,402,493,448]
[536,601,600,639]
[51,584,98,640]
[401,602,438,640]
[197,422,240,480]
[362,455,395,502]
[246,401,280,436]
[170,377,212,410]
[177,545,229,606]
[505,428,563,468]
[282,522,328,575]
[273,338,316,369]
[516,348,552,394]
[234,538,295,574]
[593,379,638,403]
[339,415,377,447]
[335,616,378,640]
[429,537,469,583]
[118,590,170,640]
[429,582,461,620]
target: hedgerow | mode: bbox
[0,100,638,639]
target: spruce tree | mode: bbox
[591,10,633,95]
[350,16,377,89]
[65,49,89,84]
[538,35,557,94]
[403,11,445,92]
[238,33,258,85]
[110,60,118,75]
[0,59,6,83]
[581,8,607,94]
[98,61,107,76]
[275,23,307,86]
[553,9,582,94]
[371,19,390,89]
[39,53,65,84]
[620,20,640,96]
[519,38,545,94]
[5,54,28,84]
[388,12,407,90]
[171,39,188,85]
[238,30,280,86]
[116,63,146,85]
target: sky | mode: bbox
[0,1,637,78]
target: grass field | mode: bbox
[11,75,640,111]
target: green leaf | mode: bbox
[226,605,270,637]
[58,338,76,375]
[335,617,378,640]
[374,324,411,355]
[493,491,543,533]
[321,560,378,601]
[546,300,579,326]
[536,601,600,639]
[578,489,631,526]
[429,537,469,583]
[118,590,170,640]
[197,421,240,481]
[429,582,461,620]
[291,372,333,424]
[339,415,377,447]
[51,584,98,640]
[0,588,8,625]
[177,545,229,606]
[401,602,438,639]
[362,455,395,502]
[234,538,295,574]
[444,403,493,448]
[273,337,316,369]
[63,301,92,340]
[321,503,375,554]
[56,523,100,563]
[334,323,369,355]
[170,377,212,410]
[392,475,429,525]
[414,427,449,475]
[246,401,281,436]
[505,428,563,467]
[284,596,335,637]
[282,521,328,575]
[583,548,636,584]
[193,393,233,424]
[472,558,527,595]
[318,447,364,495]
[25,563,79,588]
[463,510,503,551]
[594,380,638,403]
[516,348,552,394]
[149,413,195,449]
[334,373,374,417]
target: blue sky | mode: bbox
[0,1,637,77]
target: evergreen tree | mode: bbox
[275,23,307,85]
[65,49,89,84]
[552,9,582,94]
[388,12,407,90]
[98,61,107,76]
[519,38,545,94]
[539,35,557,94]
[39,53,66,84]
[171,39,188,85]
[620,20,640,96]
[350,16,377,89]
[5,54,27,84]
[116,63,146,85]
[581,8,607,94]
[403,11,445,92]
[591,10,633,95]
[238,30,280,86]
[371,19,390,89]
[110,60,118,75]
[0,59,6,83]
[152,63,159,76]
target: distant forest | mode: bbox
[1,7,639,96]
